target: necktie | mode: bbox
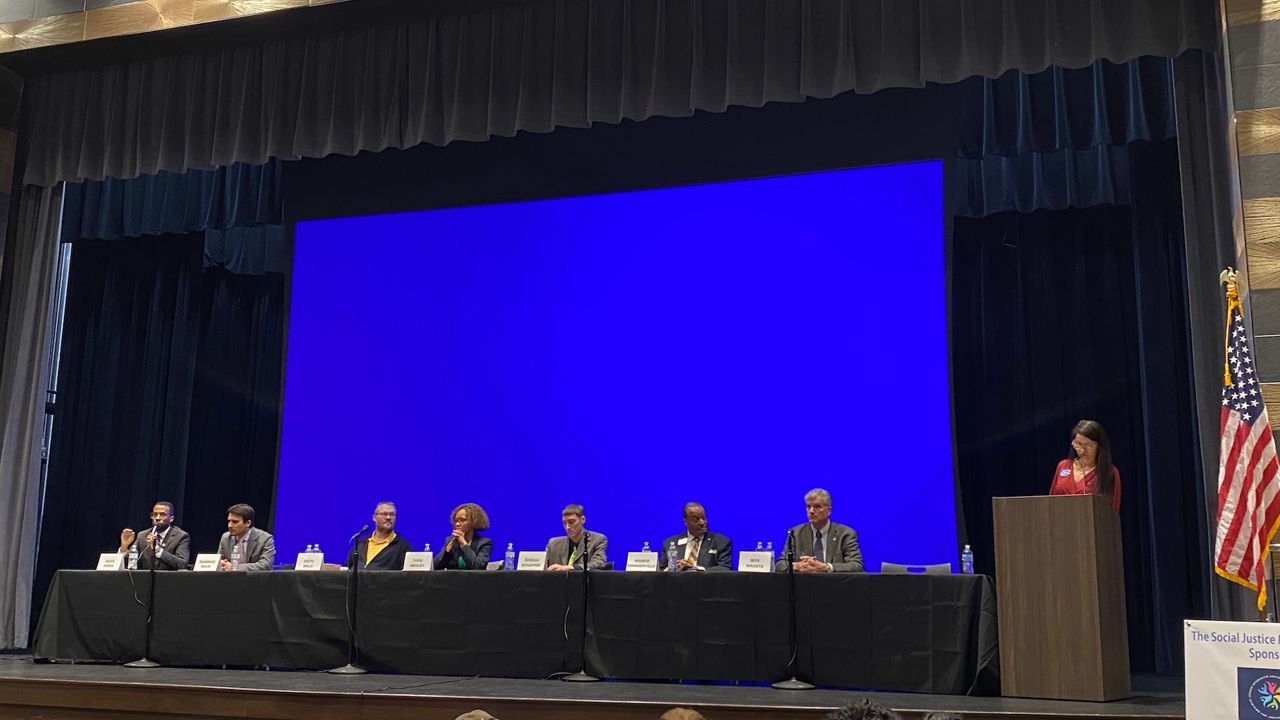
[814,530,825,564]
[568,542,580,567]
[688,537,701,565]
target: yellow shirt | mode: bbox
[366,533,396,565]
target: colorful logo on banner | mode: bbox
[1241,668,1280,719]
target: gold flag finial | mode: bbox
[1223,267,1242,386]
[1222,267,1240,305]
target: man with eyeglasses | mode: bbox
[349,501,412,570]
[118,501,192,570]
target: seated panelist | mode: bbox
[349,501,412,570]
[217,503,275,571]
[118,501,191,570]
[658,502,733,572]
[775,488,864,573]
[545,503,608,571]
[434,503,493,570]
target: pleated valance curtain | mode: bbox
[954,55,1177,218]
[20,0,1215,187]
[61,159,282,241]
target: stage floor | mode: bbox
[0,653,1184,720]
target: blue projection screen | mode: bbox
[277,161,956,570]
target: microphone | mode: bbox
[580,531,591,570]
[785,528,796,563]
[348,524,370,544]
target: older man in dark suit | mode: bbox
[775,488,864,573]
[658,502,733,571]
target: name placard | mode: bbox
[517,551,547,571]
[402,552,433,571]
[192,554,220,572]
[295,552,324,571]
[625,551,659,571]
[738,551,774,573]
[96,553,125,571]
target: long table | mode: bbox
[33,569,999,694]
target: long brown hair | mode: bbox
[1068,419,1115,500]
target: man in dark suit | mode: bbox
[217,503,276,571]
[775,488,864,573]
[658,502,733,572]
[545,503,608,570]
[350,501,413,570]
[118,501,191,570]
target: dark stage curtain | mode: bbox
[20,0,1214,186]
[956,143,1132,219]
[33,234,284,633]
[951,140,1204,675]
[60,160,283,242]
[955,55,1177,218]
[959,56,1177,159]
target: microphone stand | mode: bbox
[330,525,370,674]
[772,529,813,690]
[125,528,162,668]
[563,531,600,682]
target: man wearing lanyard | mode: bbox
[218,503,276,571]
[119,501,191,570]
[545,504,608,571]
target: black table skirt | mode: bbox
[33,570,999,694]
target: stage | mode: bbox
[0,654,1183,720]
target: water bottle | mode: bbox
[504,542,516,571]
[314,543,322,558]
[127,545,139,570]
[230,544,242,570]
[642,541,650,552]
[424,543,431,556]
[667,541,679,572]
[755,541,763,551]
[766,541,774,567]
[305,544,314,553]
[961,545,974,575]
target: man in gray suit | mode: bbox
[775,488,864,573]
[217,503,275,571]
[545,503,608,571]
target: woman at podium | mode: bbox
[434,503,494,570]
[1049,419,1120,512]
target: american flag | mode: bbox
[1216,286,1280,611]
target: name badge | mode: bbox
[192,554,220,572]
[96,553,125,571]
[295,551,324,571]
[517,551,547,571]
[738,550,773,573]
[402,552,433,571]
[626,551,659,571]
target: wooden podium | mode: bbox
[993,494,1130,701]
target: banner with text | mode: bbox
[1187,619,1280,719]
